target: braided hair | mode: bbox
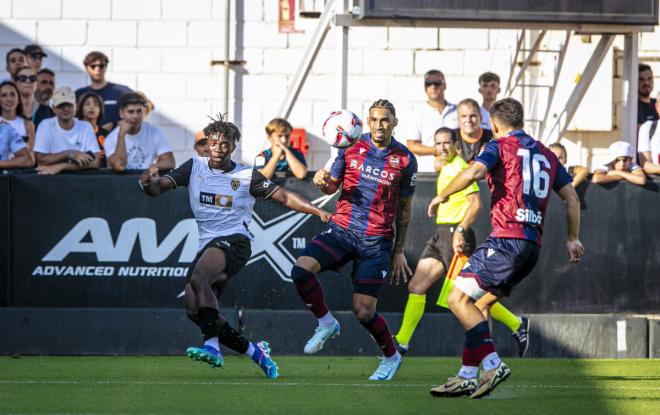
[369,99,396,117]
[203,113,241,144]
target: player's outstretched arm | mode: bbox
[390,197,413,285]
[139,165,175,197]
[557,183,584,263]
[428,162,487,217]
[270,187,331,222]
[313,169,339,195]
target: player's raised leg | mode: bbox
[395,258,445,353]
[292,254,340,354]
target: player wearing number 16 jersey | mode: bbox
[427,98,584,399]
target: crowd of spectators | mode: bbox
[1,44,659,186]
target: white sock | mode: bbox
[458,365,479,379]
[482,352,501,371]
[204,337,220,351]
[384,351,401,362]
[318,311,336,327]
[244,342,256,358]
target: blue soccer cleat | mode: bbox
[186,344,224,368]
[304,321,340,354]
[251,341,279,379]
[368,353,402,381]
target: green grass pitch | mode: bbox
[1,356,658,414]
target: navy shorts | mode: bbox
[455,237,540,299]
[302,223,393,297]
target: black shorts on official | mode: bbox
[186,234,252,281]
[419,224,476,269]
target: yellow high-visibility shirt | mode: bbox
[436,155,480,224]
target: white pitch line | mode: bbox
[0,380,659,391]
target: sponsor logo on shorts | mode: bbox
[487,248,495,258]
[515,208,543,225]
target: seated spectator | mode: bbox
[24,44,47,73]
[549,142,589,187]
[75,51,132,127]
[592,141,646,186]
[254,118,307,179]
[76,92,112,167]
[33,68,55,129]
[136,90,155,119]
[637,92,660,175]
[450,98,493,168]
[105,92,175,172]
[0,121,32,169]
[15,66,37,120]
[193,131,209,157]
[34,86,100,175]
[0,81,35,161]
[5,48,26,82]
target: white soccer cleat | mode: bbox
[303,321,340,354]
[368,353,402,381]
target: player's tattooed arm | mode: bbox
[271,187,332,222]
[390,197,413,285]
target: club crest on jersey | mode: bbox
[231,178,240,191]
[389,155,400,167]
[200,191,233,209]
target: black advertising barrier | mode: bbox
[7,172,660,313]
[0,175,10,306]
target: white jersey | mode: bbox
[638,119,660,165]
[164,157,280,251]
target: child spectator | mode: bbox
[76,92,112,167]
[254,118,307,179]
[549,142,589,187]
[0,81,35,162]
[592,141,646,186]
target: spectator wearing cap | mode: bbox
[24,44,47,73]
[34,86,100,175]
[592,141,646,186]
[105,92,174,172]
[549,142,589,188]
[193,131,209,157]
[0,121,32,169]
[404,69,458,172]
[33,68,55,129]
[5,48,26,82]
[75,51,132,127]
[76,92,112,167]
[254,118,307,179]
[637,90,660,175]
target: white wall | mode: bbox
[2,0,660,170]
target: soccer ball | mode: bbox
[322,110,363,148]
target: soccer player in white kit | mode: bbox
[139,116,331,378]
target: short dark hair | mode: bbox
[83,51,109,67]
[490,98,524,129]
[6,48,26,64]
[479,72,500,84]
[118,92,147,110]
[76,92,105,124]
[424,69,445,81]
[0,81,25,119]
[457,98,481,114]
[434,126,456,143]
[369,99,396,117]
[37,68,55,77]
[639,63,653,74]
[203,114,241,144]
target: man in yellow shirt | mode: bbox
[395,127,530,358]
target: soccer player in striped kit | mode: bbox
[428,98,584,398]
[290,99,418,381]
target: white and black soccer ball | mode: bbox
[322,109,363,149]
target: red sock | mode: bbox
[294,275,329,318]
[462,321,496,366]
[361,313,396,357]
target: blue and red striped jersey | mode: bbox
[329,134,418,238]
[475,130,571,246]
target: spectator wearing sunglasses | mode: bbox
[33,68,55,129]
[592,141,646,186]
[404,69,458,172]
[15,67,37,120]
[5,48,27,82]
[24,44,47,73]
[75,51,132,127]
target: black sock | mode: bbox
[218,322,249,354]
[198,307,219,340]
